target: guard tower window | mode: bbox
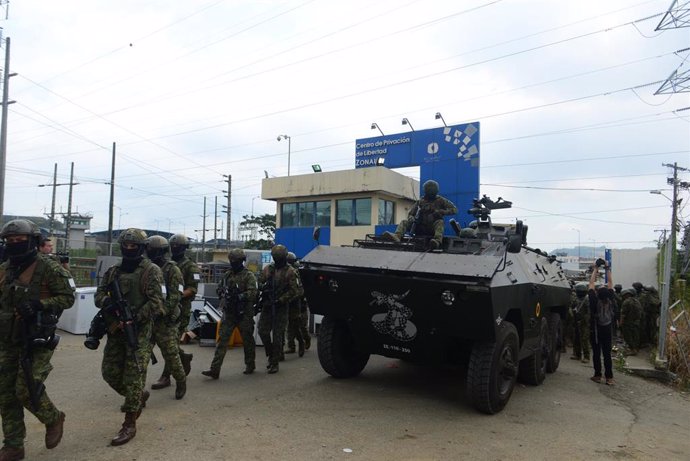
[378,199,395,225]
[281,201,331,228]
[336,198,372,226]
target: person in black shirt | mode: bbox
[588,259,615,385]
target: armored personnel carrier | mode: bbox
[300,196,571,414]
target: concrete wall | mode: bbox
[611,248,659,289]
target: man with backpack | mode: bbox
[588,258,616,386]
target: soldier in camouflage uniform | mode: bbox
[619,288,642,355]
[383,180,457,249]
[202,248,257,378]
[95,228,164,446]
[258,245,303,374]
[642,285,660,346]
[0,220,75,461]
[145,236,186,399]
[152,234,198,388]
[569,283,590,363]
[284,252,305,357]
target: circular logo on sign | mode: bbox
[427,142,439,155]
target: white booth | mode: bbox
[58,287,98,334]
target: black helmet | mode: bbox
[146,235,169,262]
[423,180,439,199]
[1,219,41,260]
[228,248,246,263]
[632,282,643,293]
[287,251,297,265]
[614,284,622,292]
[574,283,588,294]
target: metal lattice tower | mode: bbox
[655,67,690,94]
[656,0,690,30]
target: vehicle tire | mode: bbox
[317,315,370,378]
[518,318,547,385]
[545,312,562,373]
[466,321,519,414]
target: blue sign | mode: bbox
[355,123,480,227]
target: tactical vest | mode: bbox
[0,256,54,345]
[177,256,199,310]
[161,260,181,319]
[103,259,158,316]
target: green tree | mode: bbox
[241,213,275,250]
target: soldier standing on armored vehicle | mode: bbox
[383,180,457,249]
[619,288,642,355]
[145,236,186,399]
[95,228,164,446]
[258,245,302,374]
[0,219,75,461]
[285,251,306,357]
[569,283,590,363]
[202,248,257,378]
[152,234,197,389]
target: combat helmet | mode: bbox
[228,248,246,262]
[423,180,439,199]
[119,228,147,259]
[146,235,169,262]
[271,244,288,266]
[287,251,297,265]
[622,288,635,298]
[169,234,190,259]
[0,219,41,259]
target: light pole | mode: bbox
[251,195,260,217]
[572,228,581,269]
[277,134,291,176]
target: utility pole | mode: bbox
[64,162,75,251]
[213,196,218,250]
[0,37,16,224]
[108,142,116,255]
[657,162,689,366]
[49,163,57,235]
[222,174,231,241]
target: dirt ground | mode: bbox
[17,332,690,461]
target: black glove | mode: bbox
[18,300,43,319]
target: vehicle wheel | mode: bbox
[317,316,370,378]
[518,317,547,385]
[466,321,519,414]
[545,312,562,373]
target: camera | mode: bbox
[84,311,107,350]
[595,258,607,268]
[56,252,69,264]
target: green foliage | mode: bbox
[240,214,275,249]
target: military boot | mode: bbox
[382,231,400,242]
[180,351,193,376]
[243,362,255,375]
[285,345,296,354]
[267,363,279,374]
[111,412,137,446]
[151,373,171,390]
[429,239,441,250]
[135,390,150,419]
[0,446,25,461]
[45,411,65,449]
[175,380,186,400]
[298,340,305,358]
[201,369,219,379]
[304,334,311,350]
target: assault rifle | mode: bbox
[219,282,245,319]
[19,309,60,412]
[407,204,423,237]
[108,278,142,371]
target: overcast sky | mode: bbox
[2,0,689,252]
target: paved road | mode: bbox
[20,332,690,461]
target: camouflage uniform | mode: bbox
[570,292,590,361]
[285,258,305,355]
[642,286,660,346]
[174,255,200,338]
[209,265,257,374]
[620,290,642,354]
[632,283,648,346]
[258,254,302,373]
[0,254,75,452]
[95,258,164,414]
[150,259,186,388]
[386,180,457,248]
